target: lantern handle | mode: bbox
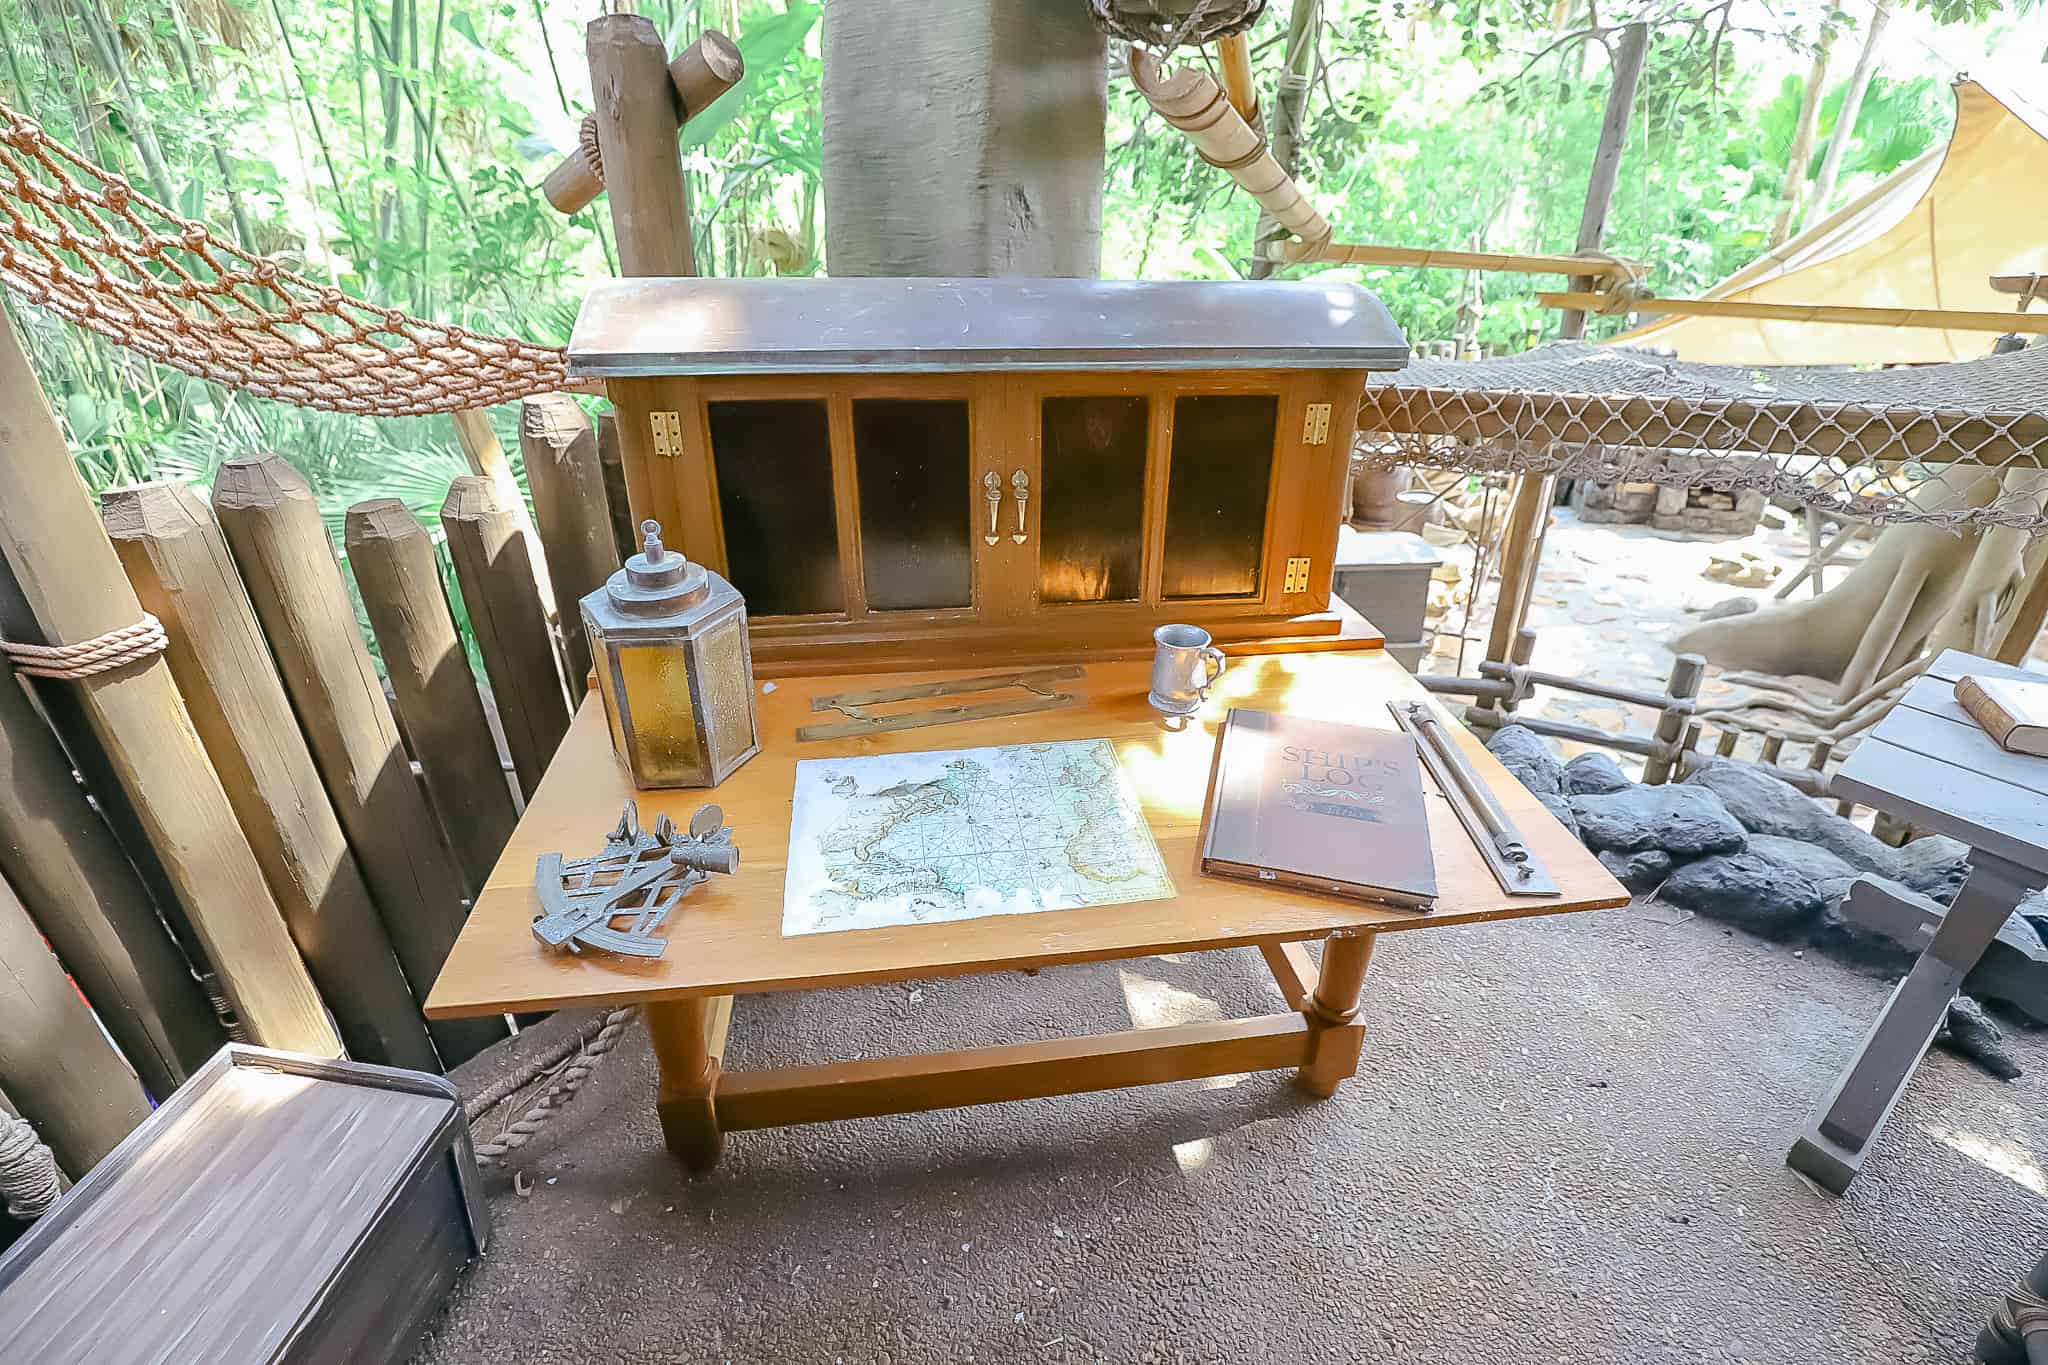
[640,519,667,564]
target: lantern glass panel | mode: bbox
[695,615,756,773]
[617,644,707,785]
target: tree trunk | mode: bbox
[822,0,1105,277]
[1672,469,2044,699]
[1804,3,1889,232]
[1769,26,1834,248]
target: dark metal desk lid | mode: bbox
[567,276,1411,377]
[0,1046,487,1363]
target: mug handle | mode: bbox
[1197,645,1226,698]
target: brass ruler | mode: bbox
[797,666,1085,742]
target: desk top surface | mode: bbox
[1835,649,2048,874]
[426,648,1625,1017]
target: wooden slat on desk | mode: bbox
[425,650,1626,1017]
[1924,649,2040,687]
[1879,689,2048,802]
[1835,737,2048,876]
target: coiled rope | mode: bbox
[0,1113,62,1221]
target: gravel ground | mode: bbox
[416,900,2048,1364]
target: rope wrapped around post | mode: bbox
[1,615,168,679]
[0,1112,62,1220]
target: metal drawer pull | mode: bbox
[982,470,1002,545]
[1010,469,1030,543]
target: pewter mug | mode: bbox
[1149,623,1226,714]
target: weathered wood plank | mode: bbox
[0,867,154,1176]
[594,407,636,564]
[105,483,439,1072]
[0,662,219,1097]
[212,454,505,1065]
[440,475,573,799]
[344,499,519,896]
[519,394,621,690]
[589,14,695,277]
[0,311,338,1056]
[1834,738,2048,874]
[1875,688,2048,802]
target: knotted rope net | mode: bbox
[0,101,567,417]
[1359,342,2048,533]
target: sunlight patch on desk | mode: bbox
[1925,1124,2047,1198]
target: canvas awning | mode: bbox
[1617,79,2048,365]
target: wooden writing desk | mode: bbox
[426,646,1626,1170]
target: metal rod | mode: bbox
[1390,701,1558,897]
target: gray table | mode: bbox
[1789,649,2048,1194]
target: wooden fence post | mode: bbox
[595,407,635,563]
[344,499,519,894]
[103,483,440,1073]
[0,866,154,1176]
[211,455,506,1066]
[520,394,621,690]
[441,476,573,798]
[0,310,339,1057]
[0,670,219,1098]
[589,12,697,276]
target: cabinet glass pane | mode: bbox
[708,399,844,617]
[853,398,973,611]
[1161,394,1277,599]
[1038,396,1147,604]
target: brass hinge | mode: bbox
[1283,556,1312,593]
[649,410,684,458]
[1302,403,1332,445]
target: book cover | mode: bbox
[1199,708,1436,909]
[1955,673,2048,757]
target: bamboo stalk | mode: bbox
[1127,47,1330,257]
[345,499,518,894]
[1538,290,2048,336]
[0,867,153,1177]
[211,454,505,1066]
[440,475,573,798]
[0,311,339,1057]
[104,482,439,1073]
[1270,241,1642,281]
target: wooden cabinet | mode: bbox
[572,278,1408,674]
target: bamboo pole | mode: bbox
[589,13,697,277]
[1215,34,1259,125]
[344,499,518,894]
[1249,0,1319,279]
[595,407,635,564]
[0,866,154,1177]
[1995,558,2048,666]
[1270,241,1643,280]
[1127,47,1330,257]
[0,670,218,1098]
[441,476,573,798]
[1538,290,2048,336]
[103,483,438,1073]
[0,311,338,1057]
[211,455,505,1067]
[520,394,621,690]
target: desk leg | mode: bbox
[1789,853,2043,1193]
[1297,932,1374,1098]
[648,996,732,1173]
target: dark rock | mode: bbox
[1938,995,2022,1081]
[1969,912,2048,1026]
[1692,596,1758,622]
[1658,851,1826,940]
[1684,760,1968,895]
[1598,848,1673,893]
[1810,874,1923,977]
[1487,725,1565,797]
[1570,783,1747,857]
[1744,834,1856,886]
[1563,751,1632,797]
[1814,875,2048,1023]
[1536,792,1579,839]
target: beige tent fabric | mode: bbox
[1618,79,2048,365]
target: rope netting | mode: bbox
[0,102,567,416]
[1359,343,2048,533]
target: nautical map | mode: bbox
[782,739,1175,936]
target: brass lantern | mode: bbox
[581,520,759,789]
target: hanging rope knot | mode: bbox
[3,615,169,680]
